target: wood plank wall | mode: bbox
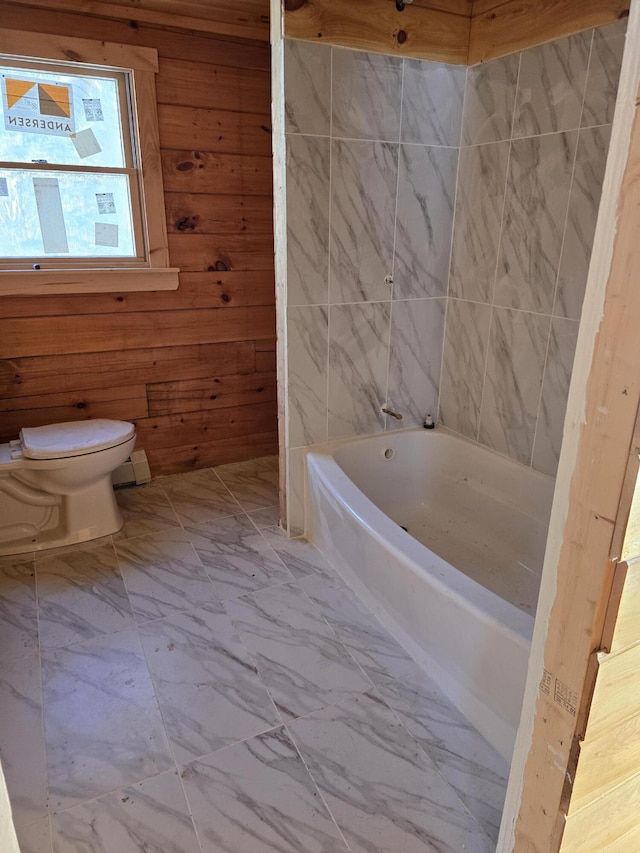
[283,0,628,64]
[0,3,277,475]
[469,0,630,64]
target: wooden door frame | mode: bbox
[499,1,640,848]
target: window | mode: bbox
[0,29,178,295]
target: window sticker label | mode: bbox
[33,177,69,253]
[95,222,118,247]
[82,98,104,121]
[0,177,8,197]
[96,192,116,215]
[71,128,101,159]
[2,75,74,136]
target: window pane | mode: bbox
[0,168,135,258]
[0,66,126,168]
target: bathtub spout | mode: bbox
[382,407,403,420]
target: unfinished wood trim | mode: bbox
[469,0,630,64]
[134,69,171,269]
[0,269,179,296]
[284,0,470,64]
[1,0,269,42]
[0,26,158,69]
[600,561,630,654]
[497,3,640,849]
[270,0,289,530]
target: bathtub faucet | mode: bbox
[382,407,403,420]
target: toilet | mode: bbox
[0,419,136,556]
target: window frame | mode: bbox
[0,28,179,295]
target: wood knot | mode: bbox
[176,161,194,172]
[176,216,196,231]
[284,0,307,10]
[64,50,82,62]
[221,293,231,303]
[396,29,407,45]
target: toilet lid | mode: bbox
[20,419,135,460]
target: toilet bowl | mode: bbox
[0,419,136,556]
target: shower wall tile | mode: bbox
[394,144,458,300]
[532,318,579,477]
[439,299,491,440]
[287,446,306,536]
[461,54,519,146]
[555,124,611,320]
[284,41,331,136]
[513,32,591,138]
[387,298,446,429]
[286,134,330,307]
[401,60,465,146]
[330,139,398,304]
[478,307,550,465]
[494,131,577,314]
[582,18,627,128]
[449,141,510,303]
[328,302,390,440]
[332,49,402,141]
[287,305,328,448]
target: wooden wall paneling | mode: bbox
[0,2,277,472]
[469,0,630,64]
[0,341,258,399]
[161,151,273,197]
[0,385,149,435]
[146,430,279,473]
[283,0,471,64]
[255,349,277,372]
[166,235,274,272]
[165,195,274,236]
[0,307,276,358]
[147,370,277,416]
[0,0,270,41]
[158,105,272,158]
[135,401,278,449]
[0,273,275,319]
[0,5,271,67]
[156,59,270,112]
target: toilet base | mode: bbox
[0,475,125,556]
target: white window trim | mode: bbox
[0,28,179,295]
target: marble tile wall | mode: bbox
[441,18,627,477]
[283,40,463,532]
[282,20,625,532]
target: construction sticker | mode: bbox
[2,75,75,136]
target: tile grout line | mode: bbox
[530,31,595,472]
[438,63,467,425]
[383,56,406,426]
[475,51,522,447]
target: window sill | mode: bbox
[0,267,180,296]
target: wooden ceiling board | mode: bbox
[3,0,270,40]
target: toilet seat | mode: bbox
[19,419,136,460]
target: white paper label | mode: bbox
[0,177,7,197]
[95,222,118,247]
[33,177,68,253]
[71,128,102,159]
[82,98,103,121]
[3,75,75,136]
[96,192,116,215]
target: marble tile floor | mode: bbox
[0,455,508,852]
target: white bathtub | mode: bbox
[305,428,554,761]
